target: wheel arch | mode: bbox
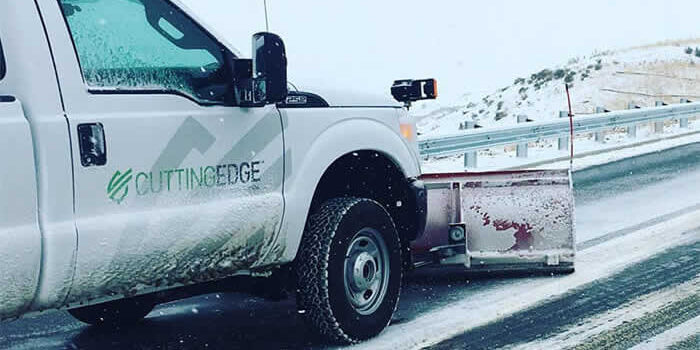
[287,149,422,270]
[309,149,422,237]
[278,117,423,267]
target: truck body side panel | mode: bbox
[0,2,78,313]
[0,98,42,320]
[37,0,284,305]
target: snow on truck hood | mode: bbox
[292,84,402,108]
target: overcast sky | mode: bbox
[184,0,699,104]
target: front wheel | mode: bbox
[296,198,402,344]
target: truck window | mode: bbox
[58,0,232,104]
[0,37,5,81]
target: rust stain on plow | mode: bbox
[470,205,534,251]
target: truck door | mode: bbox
[38,0,285,302]
[0,95,42,319]
[0,29,42,320]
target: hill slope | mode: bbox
[417,39,700,137]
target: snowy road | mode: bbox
[0,143,698,350]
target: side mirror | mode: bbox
[234,33,288,107]
[253,32,288,104]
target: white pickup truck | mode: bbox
[0,0,574,344]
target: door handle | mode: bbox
[0,95,16,103]
[77,123,107,167]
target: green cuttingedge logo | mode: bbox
[107,169,133,204]
[106,161,263,204]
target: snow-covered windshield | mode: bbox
[59,0,232,104]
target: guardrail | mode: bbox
[419,99,700,168]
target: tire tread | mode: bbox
[296,197,401,344]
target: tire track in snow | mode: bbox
[571,298,699,350]
[429,241,699,350]
[665,331,700,350]
[507,277,700,350]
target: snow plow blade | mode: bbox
[411,169,575,272]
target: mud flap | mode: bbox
[411,170,575,272]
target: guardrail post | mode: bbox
[517,115,528,158]
[463,121,477,169]
[627,102,640,138]
[595,107,607,142]
[558,111,569,151]
[654,101,666,134]
[680,98,691,128]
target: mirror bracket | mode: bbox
[233,59,266,107]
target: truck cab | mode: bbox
[0,0,426,343]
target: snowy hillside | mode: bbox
[417,39,700,137]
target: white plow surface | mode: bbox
[353,207,700,350]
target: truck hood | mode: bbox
[292,84,402,108]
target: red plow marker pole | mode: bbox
[565,84,575,170]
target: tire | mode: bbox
[68,296,156,326]
[296,197,402,344]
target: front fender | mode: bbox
[276,109,421,264]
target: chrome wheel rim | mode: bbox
[343,227,390,315]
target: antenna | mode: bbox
[263,0,270,31]
[565,83,575,171]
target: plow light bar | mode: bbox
[391,79,438,106]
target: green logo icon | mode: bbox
[107,169,133,204]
